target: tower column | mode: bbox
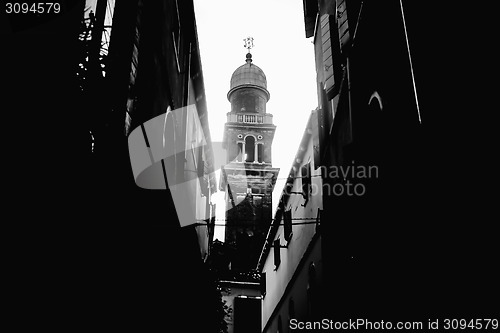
[242,142,246,162]
[254,143,259,163]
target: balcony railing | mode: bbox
[226,113,273,124]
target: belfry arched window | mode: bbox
[245,136,256,162]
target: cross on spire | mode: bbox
[243,36,254,52]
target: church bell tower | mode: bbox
[220,38,280,273]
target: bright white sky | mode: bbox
[193,0,318,241]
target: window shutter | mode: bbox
[260,271,266,296]
[311,109,321,167]
[301,163,311,202]
[337,0,350,52]
[273,239,281,270]
[284,210,292,242]
[321,14,335,95]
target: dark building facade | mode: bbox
[258,112,325,332]
[5,0,230,329]
[81,1,223,330]
[298,0,500,321]
[302,0,429,320]
[10,0,222,330]
[257,1,440,328]
[256,1,428,327]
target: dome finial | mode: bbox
[243,36,254,64]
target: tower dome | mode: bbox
[228,53,270,102]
